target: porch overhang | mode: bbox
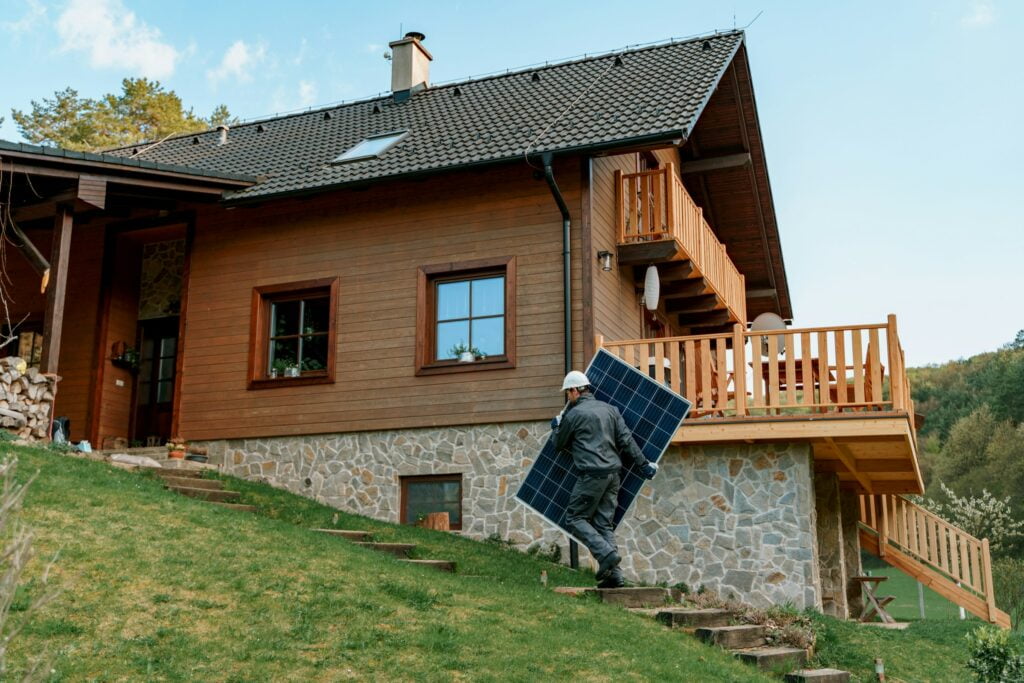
[675,412,923,495]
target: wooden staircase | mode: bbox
[859,494,1010,629]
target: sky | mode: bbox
[1,0,1021,366]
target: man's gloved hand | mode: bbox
[638,461,659,480]
[550,415,561,430]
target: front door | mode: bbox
[133,317,179,444]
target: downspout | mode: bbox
[541,152,579,570]
[541,153,572,377]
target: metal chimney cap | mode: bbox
[404,31,426,42]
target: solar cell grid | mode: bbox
[515,349,691,538]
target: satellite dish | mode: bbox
[643,265,660,311]
[749,312,787,356]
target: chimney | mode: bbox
[217,125,229,145]
[389,31,432,102]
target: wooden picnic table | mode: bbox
[852,576,896,624]
[757,357,836,391]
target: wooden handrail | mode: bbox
[598,317,914,420]
[859,493,1004,625]
[616,165,746,324]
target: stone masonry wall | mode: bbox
[200,427,821,609]
[814,472,847,618]
[841,490,864,618]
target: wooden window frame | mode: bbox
[399,473,463,531]
[248,277,339,390]
[415,256,516,376]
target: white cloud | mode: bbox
[297,80,317,107]
[2,0,46,35]
[291,37,308,66]
[207,40,267,85]
[55,0,179,78]
[961,0,995,27]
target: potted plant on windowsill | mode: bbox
[448,343,486,363]
[270,358,300,379]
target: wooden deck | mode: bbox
[599,316,922,494]
[614,164,746,328]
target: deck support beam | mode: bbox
[826,437,874,493]
[40,206,73,374]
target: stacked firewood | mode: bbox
[0,357,58,441]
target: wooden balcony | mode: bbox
[614,164,746,329]
[598,315,922,494]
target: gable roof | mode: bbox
[106,31,744,202]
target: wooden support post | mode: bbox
[879,495,889,559]
[40,206,73,374]
[982,538,997,623]
[731,324,746,417]
[886,314,902,410]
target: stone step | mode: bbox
[353,542,416,558]
[784,669,851,683]
[162,476,223,490]
[400,559,456,573]
[695,625,767,649]
[210,502,257,512]
[655,608,734,629]
[152,467,207,479]
[734,646,808,672]
[312,529,372,541]
[596,587,682,608]
[168,486,240,503]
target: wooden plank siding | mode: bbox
[589,154,643,343]
[178,160,584,440]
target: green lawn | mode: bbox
[860,554,976,622]
[1,442,986,681]
[4,444,768,682]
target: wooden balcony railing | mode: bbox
[615,163,746,324]
[598,315,914,421]
[860,493,1008,627]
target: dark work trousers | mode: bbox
[566,471,620,566]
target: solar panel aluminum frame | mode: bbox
[515,349,691,545]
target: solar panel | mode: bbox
[515,349,692,539]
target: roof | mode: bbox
[105,31,745,201]
[0,139,257,184]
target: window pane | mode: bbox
[436,321,469,360]
[300,334,328,372]
[436,281,469,321]
[404,480,461,526]
[156,380,173,403]
[141,338,155,360]
[471,316,505,356]
[138,380,150,405]
[160,337,177,358]
[271,300,301,336]
[270,338,299,373]
[303,297,330,334]
[158,357,176,381]
[471,276,504,317]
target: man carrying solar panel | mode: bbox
[551,370,659,588]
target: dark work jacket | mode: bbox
[553,394,649,474]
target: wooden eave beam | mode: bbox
[660,279,709,300]
[746,287,777,299]
[666,293,721,314]
[825,437,874,493]
[678,310,732,328]
[6,220,50,289]
[679,152,751,174]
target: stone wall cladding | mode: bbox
[814,472,847,618]
[198,429,820,609]
[840,490,864,617]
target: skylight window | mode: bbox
[332,131,407,163]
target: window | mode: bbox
[248,278,338,389]
[400,474,463,530]
[332,131,408,163]
[415,257,516,375]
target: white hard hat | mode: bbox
[561,370,591,392]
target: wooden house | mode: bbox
[0,31,1007,626]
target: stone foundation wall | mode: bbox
[814,472,847,618]
[199,427,821,609]
[841,490,864,617]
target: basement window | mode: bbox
[400,474,463,530]
[332,131,407,163]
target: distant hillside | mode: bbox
[909,331,1024,442]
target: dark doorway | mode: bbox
[133,317,179,444]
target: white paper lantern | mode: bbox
[643,265,660,311]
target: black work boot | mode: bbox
[596,550,621,581]
[597,569,625,589]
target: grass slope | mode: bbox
[7,444,769,682]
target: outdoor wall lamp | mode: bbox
[597,250,614,272]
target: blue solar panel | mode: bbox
[515,349,691,538]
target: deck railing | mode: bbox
[614,163,746,324]
[859,493,1003,625]
[598,315,914,420]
